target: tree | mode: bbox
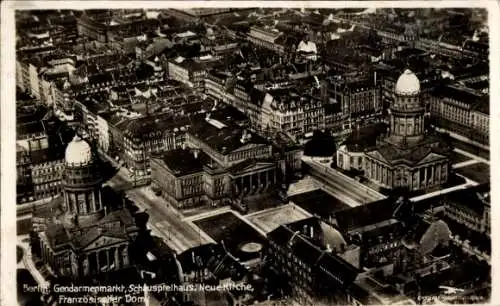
[303,131,336,157]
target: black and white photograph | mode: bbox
[2,2,496,305]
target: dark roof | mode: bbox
[432,85,483,105]
[124,114,190,140]
[135,62,155,80]
[155,149,206,177]
[30,147,65,164]
[444,183,490,216]
[463,40,488,53]
[177,243,221,274]
[324,103,341,115]
[335,199,396,233]
[472,98,489,115]
[372,136,452,165]
[189,120,269,155]
[45,223,71,250]
[88,73,113,85]
[344,123,387,152]
[210,105,249,125]
[17,121,45,137]
[206,252,247,281]
[290,190,350,219]
[268,224,358,288]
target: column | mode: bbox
[98,191,103,212]
[106,249,110,271]
[273,170,277,184]
[431,165,435,183]
[257,171,261,187]
[91,191,97,212]
[424,167,427,185]
[122,245,129,266]
[265,171,269,186]
[114,247,120,269]
[436,163,441,184]
[96,251,100,272]
[249,174,252,190]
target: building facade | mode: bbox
[364,70,451,191]
[267,224,359,306]
[430,85,489,145]
[151,118,284,209]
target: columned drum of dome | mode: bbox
[389,69,425,144]
[62,135,105,221]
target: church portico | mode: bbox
[362,69,451,192]
[79,244,129,276]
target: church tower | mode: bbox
[387,69,425,147]
[62,135,105,224]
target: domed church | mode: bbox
[32,135,140,279]
[363,70,452,191]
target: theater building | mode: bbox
[151,116,283,209]
[32,135,139,279]
[364,70,452,191]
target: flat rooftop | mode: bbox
[245,203,312,234]
[289,189,351,220]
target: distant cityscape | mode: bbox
[15,7,490,306]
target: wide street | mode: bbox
[107,167,213,255]
[302,157,386,207]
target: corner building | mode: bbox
[32,135,139,279]
[364,70,452,191]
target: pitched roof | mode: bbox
[189,120,269,156]
[371,137,451,166]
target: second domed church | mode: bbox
[363,69,452,191]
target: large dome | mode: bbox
[395,69,420,96]
[65,135,93,166]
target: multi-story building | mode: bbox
[168,57,207,90]
[17,105,71,203]
[470,101,489,145]
[261,88,325,137]
[331,78,382,119]
[151,148,230,208]
[246,26,285,54]
[443,183,490,235]
[152,117,284,209]
[364,70,452,191]
[430,84,489,145]
[121,113,190,182]
[335,199,406,269]
[267,221,359,306]
[16,58,42,99]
